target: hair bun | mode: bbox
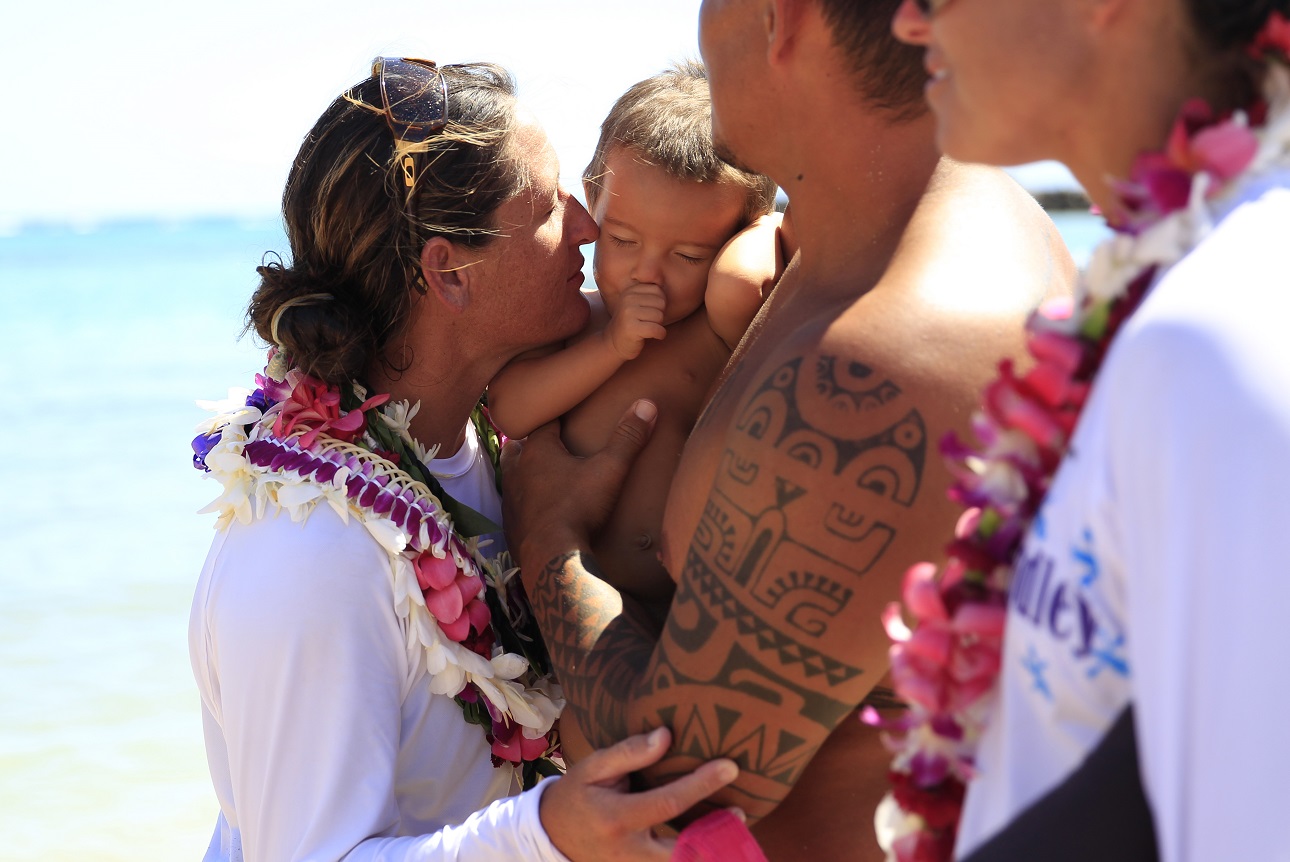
[247,260,374,383]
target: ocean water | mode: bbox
[0,210,1109,861]
[0,218,277,861]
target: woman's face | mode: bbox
[890,0,1093,167]
[473,113,599,354]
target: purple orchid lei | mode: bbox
[872,19,1290,862]
[193,354,564,788]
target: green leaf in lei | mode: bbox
[341,382,502,538]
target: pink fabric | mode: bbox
[671,811,768,862]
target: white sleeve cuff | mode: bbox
[402,776,572,862]
[506,776,574,862]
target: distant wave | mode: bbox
[0,213,281,240]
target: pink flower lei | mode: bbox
[871,16,1290,861]
[193,354,564,788]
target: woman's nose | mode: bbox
[565,194,599,246]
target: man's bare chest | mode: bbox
[657,295,828,575]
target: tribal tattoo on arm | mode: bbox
[529,550,660,744]
[532,352,929,817]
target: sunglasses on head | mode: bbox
[371,57,448,189]
[911,0,955,17]
[373,57,449,144]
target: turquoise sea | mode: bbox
[0,210,1109,861]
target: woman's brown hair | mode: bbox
[247,62,523,384]
[1185,0,1290,110]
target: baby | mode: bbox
[490,61,787,621]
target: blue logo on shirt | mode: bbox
[1009,525,1130,687]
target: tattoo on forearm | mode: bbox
[531,551,657,746]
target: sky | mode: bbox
[1,0,1076,229]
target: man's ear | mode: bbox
[419,236,475,314]
[1085,0,1130,33]
[766,0,807,65]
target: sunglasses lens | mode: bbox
[380,59,447,139]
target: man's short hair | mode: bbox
[584,60,778,228]
[817,0,928,122]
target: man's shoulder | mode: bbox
[873,163,1073,337]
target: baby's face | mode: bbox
[586,147,746,325]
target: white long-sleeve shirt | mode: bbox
[190,424,570,862]
[956,177,1290,861]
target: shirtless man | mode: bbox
[502,0,1075,858]
[490,62,784,625]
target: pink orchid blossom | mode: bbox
[490,717,551,763]
[413,552,490,644]
[883,562,1006,720]
[1251,12,1290,60]
[983,369,1068,452]
[1120,99,1259,219]
[271,374,390,449]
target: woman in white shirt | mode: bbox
[882,1,1290,860]
[189,58,739,862]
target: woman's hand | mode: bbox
[540,727,741,861]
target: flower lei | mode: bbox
[871,18,1290,862]
[191,354,565,789]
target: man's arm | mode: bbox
[507,341,965,821]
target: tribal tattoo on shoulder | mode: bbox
[656,353,926,727]
[531,353,928,803]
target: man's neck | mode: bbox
[774,111,941,292]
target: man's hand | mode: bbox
[539,727,743,862]
[603,283,667,360]
[501,400,659,574]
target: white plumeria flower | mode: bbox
[491,653,530,679]
[1084,232,1139,303]
[976,458,1030,507]
[1252,65,1290,173]
[362,517,409,555]
[195,387,259,434]
[874,792,923,860]
[522,679,565,735]
[276,482,326,511]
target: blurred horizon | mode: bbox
[1,0,1080,234]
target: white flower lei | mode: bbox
[195,386,564,755]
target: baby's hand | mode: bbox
[605,283,667,360]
